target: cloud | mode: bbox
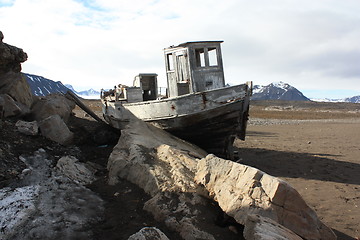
[1,0,360,98]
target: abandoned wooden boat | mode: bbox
[101,41,252,158]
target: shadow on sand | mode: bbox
[235,135,360,186]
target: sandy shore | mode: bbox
[235,118,360,239]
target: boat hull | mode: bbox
[102,83,251,158]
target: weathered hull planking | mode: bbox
[102,83,251,158]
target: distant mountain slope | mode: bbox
[24,73,69,96]
[252,82,310,101]
[344,95,360,103]
[64,84,101,98]
[24,73,100,99]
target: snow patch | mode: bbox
[0,185,39,238]
[311,98,339,102]
[0,149,104,239]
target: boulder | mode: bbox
[127,227,169,240]
[243,214,303,240]
[15,120,38,136]
[56,156,97,185]
[194,154,337,240]
[31,93,75,123]
[0,31,28,73]
[38,114,74,145]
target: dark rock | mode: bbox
[31,93,75,123]
[0,31,33,109]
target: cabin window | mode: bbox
[167,53,174,71]
[208,47,218,66]
[195,47,218,68]
[195,48,206,67]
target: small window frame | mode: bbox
[166,53,174,71]
[194,47,219,68]
[195,48,206,67]
[208,47,218,67]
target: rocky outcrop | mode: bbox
[107,109,337,239]
[107,113,207,191]
[194,154,337,240]
[107,110,218,239]
[0,32,77,146]
[0,31,27,73]
[0,31,33,109]
[39,115,74,145]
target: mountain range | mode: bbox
[343,95,360,103]
[252,82,360,103]
[23,73,359,103]
[24,73,100,99]
[252,82,310,101]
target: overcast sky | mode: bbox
[1,0,360,99]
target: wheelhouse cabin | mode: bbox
[164,41,225,98]
[133,73,158,101]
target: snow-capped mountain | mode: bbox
[77,88,100,98]
[24,73,69,96]
[64,84,76,92]
[311,96,360,103]
[65,84,100,99]
[344,95,360,103]
[24,73,100,99]
[252,82,310,101]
